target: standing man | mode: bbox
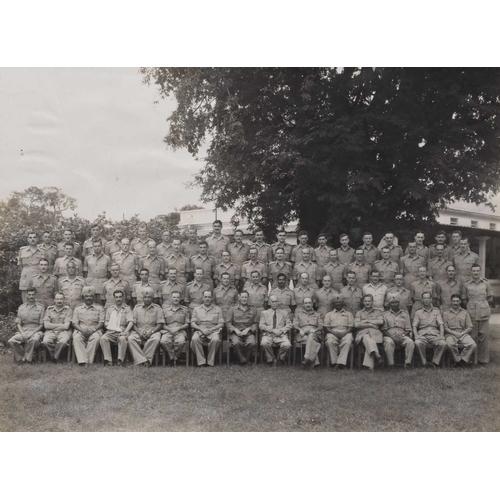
[270,273,296,314]
[314,233,332,268]
[245,271,269,320]
[58,261,87,310]
[8,288,45,364]
[213,272,239,322]
[412,292,446,368]
[359,232,381,266]
[140,241,166,285]
[214,250,241,289]
[340,271,364,317]
[181,227,199,259]
[362,270,388,310]
[54,242,83,278]
[42,292,72,363]
[131,223,155,258]
[160,268,186,308]
[382,295,414,370]
[436,265,463,312]
[156,229,173,258]
[184,268,212,312]
[112,238,140,290]
[57,229,82,259]
[100,290,134,366]
[316,275,336,319]
[83,240,111,304]
[449,230,463,258]
[190,291,224,367]
[442,294,476,367]
[291,231,315,264]
[355,295,385,370]
[336,234,355,266]
[293,273,317,312]
[293,248,321,289]
[373,247,400,286]
[206,219,230,264]
[410,266,437,319]
[72,286,105,366]
[324,296,354,370]
[428,230,452,261]
[249,227,273,264]
[385,273,412,314]
[405,231,429,265]
[427,244,453,283]
[271,229,293,262]
[189,240,216,288]
[259,295,292,366]
[323,249,346,291]
[241,247,268,287]
[226,290,258,365]
[227,229,249,273]
[128,290,165,366]
[462,264,493,364]
[268,247,293,288]
[379,232,403,265]
[82,224,107,258]
[293,297,323,368]
[164,239,190,285]
[348,249,372,286]
[159,290,190,366]
[18,232,46,302]
[38,231,58,273]
[400,242,426,289]
[104,225,123,257]
[28,258,58,307]
[453,238,479,283]
[132,269,160,307]
[102,264,131,307]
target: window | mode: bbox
[471,220,478,228]
[490,223,497,230]
[450,217,458,226]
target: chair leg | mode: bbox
[350,345,354,370]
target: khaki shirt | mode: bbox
[139,254,165,285]
[385,286,412,311]
[184,281,211,309]
[130,238,156,258]
[462,278,492,320]
[293,309,323,333]
[227,242,250,269]
[160,280,186,306]
[293,286,317,311]
[44,305,72,328]
[28,273,59,307]
[104,239,122,257]
[245,283,268,309]
[271,242,293,262]
[355,308,384,342]
[442,307,473,337]
[347,261,372,285]
[410,279,437,304]
[449,244,461,258]
[82,237,108,258]
[427,257,453,283]
[314,245,333,267]
[112,251,140,280]
[268,260,293,283]
[413,306,444,339]
[363,282,388,310]
[105,304,133,330]
[189,254,216,284]
[206,234,231,264]
[162,305,190,329]
[324,308,354,338]
[405,244,429,265]
[382,309,411,341]
[270,287,296,311]
[18,246,47,289]
[57,241,82,259]
[102,278,131,304]
[191,304,224,329]
[241,260,268,280]
[373,259,400,285]
[259,308,292,336]
[54,256,83,278]
[339,286,364,315]
[213,285,239,319]
[249,242,273,263]
[72,303,105,329]
[358,244,381,266]
[226,304,257,333]
[293,261,322,288]
[58,276,87,309]
[133,303,165,330]
[16,302,45,330]
[214,262,241,286]
[453,251,479,281]
[180,240,199,259]
[132,281,160,304]
[315,287,337,318]
[380,244,403,265]
[322,262,346,290]
[84,253,111,294]
[436,279,462,311]
[336,246,355,266]
[38,243,58,272]
[156,242,173,258]
[428,244,452,261]
[291,244,316,264]
[164,253,190,280]
[400,254,425,287]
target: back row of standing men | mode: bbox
[16,220,492,364]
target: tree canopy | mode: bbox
[142,67,500,239]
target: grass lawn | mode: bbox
[1,327,500,432]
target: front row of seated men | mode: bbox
[9,282,478,370]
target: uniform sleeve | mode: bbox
[106,255,112,272]
[435,310,444,326]
[191,307,199,324]
[486,281,493,298]
[403,312,411,331]
[125,307,134,324]
[83,256,89,273]
[104,307,111,326]
[234,265,241,280]
[98,307,105,324]
[132,307,139,325]
[154,283,161,299]
[131,284,137,299]
[156,306,165,324]
[213,266,221,281]
[64,307,72,323]
[381,314,389,332]
[464,311,473,330]
[412,310,421,329]
[43,308,51,323]
[293,313,300,329]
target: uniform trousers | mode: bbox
[471,320,489,363]
[325,333,353,366]
[445,333,476,364]
[100,331,128,363]
[260,334,291,363]
[355,330,381,369]
[8,330,42,362]
[414,334,447,365]
[383,334,414,366]
[230,333,256,363]
[190,330,221,366]
[73,330,103,364]
[160,331,187,361]
[128,332,161,365]
[298,332,321,366]
[42,330,72,360]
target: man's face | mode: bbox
[299,234,308,245]
[194,270,203,281]
[277,275,286,288]
[318,236,327,247]
[436,234,446,245]
[275,249,284,261]
[304,298,313,312]
[277,232,286,243]
[114,292,124,307]
[28,234,38,246]
[459,240,468,253]
[138,227,147,239]
[255,231,264,242]
[346,273,356,286]
[234,232,242,243]
[251,272,260,284]
[355,250,364,262]
[322,276,332,288]
[121,239,130,252]
[111,265,120,278]
[451,233,461,245]
[333,299,343,311]
[472,267,481,280]
[370,273,380,284]
[171,293,181,306]
[384,234,394,246]
[188,229,197,242]
[239,293,249,306]
[93,241,102,255]
[199,244,208,255]
[390,299,400,312]
[436,245,444,258]
[67,263,77,276]
[147,242,156,256]
[300,273,309,286]
[162,231,171,243]
[249,249,257,261]
[91,227,100,238]
[39,261,48,274]
[394,275,403,287]
[418,267,427,279]
[340,236,349,247]
[168,270,177,281]
[222,252,230,264]
[363,296,373,310]
[451,296,461,309]
[270,297,279,310]
[63,231,72,242]
[382,249,391,260]
[446,267,456,280]
[408,243,416,255]
[415,233,425,245]
[27,290,36,303]
[64,245,74,257]
[173,240,181,253]
[83,291,95,305]
[301,249,310,262]
[363,234,373,246]
[114,229,123,240]
[221,275,230,287]
[213,222,222,235]
[202,292,212,306]
[422,293,432,307]
[42,233,51,244]
[140,271,149,282]
[329,250,338,262]
[55,294,64,307]
[143,293,154,307]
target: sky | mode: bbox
[0,68,206,221]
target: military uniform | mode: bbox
[160,280,186,308]
[314,245,333,268]
[38,243,58,273]
[226,304,257,364]
[462,277,492,363]
[164,253,190,285]
[160,304,190,362]
[362,282,388,310]
[373,259,400,286]
[293,309,323,365]
[58,276,87,310]
[139,254,165,285]
[17,245,47,300]
[72,302,105,364]
[249,242,273,264]
[453,251,480,282]
[104,239,122,257]
[385,286,411,312]
[339,285,364,316]
[449,244,461,258]
[8,302,45,362]
[190,304,224,366]
[259,308,292,363]
[268,260,293,285]
[322,262,346,291]
[130,237,156,258]
[245,283,268,320]
[442,307,476,364]
[427,257,453,283]
[413,306,446,366]
[102,278,131,305]
[336,246,355,266]
[28,273,59,307]
[270,287,296,313]
[436,279,463,311]
[180,240,200,259]
[213,284,239,321]
[83,253,111,296]
[358,244,381,266]
[156,242,173,259]
[112,251,140,289]
[53,256,83,278]
[214,262,241,287]
[400,254,425,288]
[42,304,73,360]
[184,280,212,310]
[293,286,317,313]
[428,243,452,261]
[291,243,316,264]
[347,261,372,286]
[189,254,216,287]
[355,308,384,369]
[323,308,354,366]
[227,242,250,270]
[380,244,403,265]
[382,309,414,366]
[128,303,165,365]
[410,279,437,318]
[293,261,322,289]
[100,304,133,364]
[206,234,231,264]
[405,244,429,265]
[132,281,160,305]
[271,242,293,262]
[82,237,108,258]
[241,259,268,282]
[57,241,82,259]
[315,287,337,319]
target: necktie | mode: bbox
[273,311,277,328]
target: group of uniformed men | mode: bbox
[9,221,493,370]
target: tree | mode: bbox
[141,67,500,242]
[180,204,205,211]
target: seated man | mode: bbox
[160,291,190,366]
[259,295,292,366]
[42,292,72,362]
[382,295,414,369]
[8,288,45,364]
[442,293,476,367]
[190,291,224,367]
[129,290,165,366]
[354,294,385,370]
[226,290,258,365]
[72,286,105,366]
[324,296,354,370]
[293,297,323,368]
[100,290,134,366]
[412,291,446,368]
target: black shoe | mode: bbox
[240,360,248,366]
[376,356,384,367]
[272,359,278,367]
[388,365,396,371]
[169,359,175,367]
[104,360,112,367]
[117,359,123,366]
[404,363,412,370]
